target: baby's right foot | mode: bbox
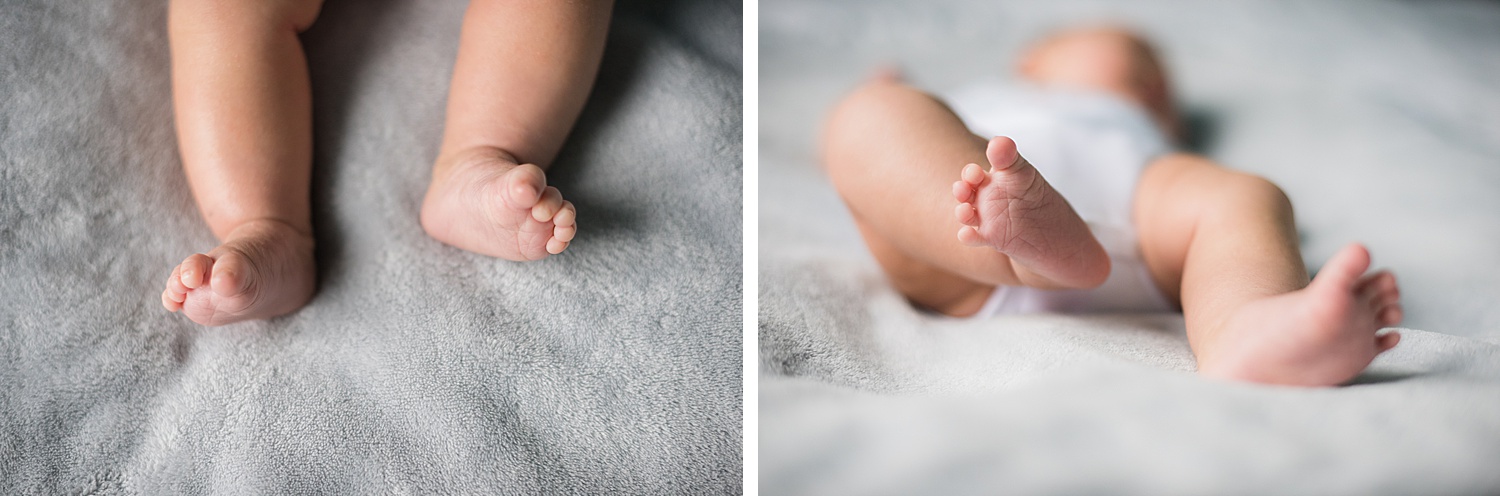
[952,136,1109,288]
[420,148,576,261]
[161,219,316,326]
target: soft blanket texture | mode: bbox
[760,1,1500,494]
[1,1,741,493]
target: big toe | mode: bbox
[501,164,547,210]
[1313,243,1372,291]
[985,136,1022,172]
[209,250,252,298]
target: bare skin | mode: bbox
[163,0,607,325]
[162,0,322,326]
[420,0,610,260]
[825,26,1402,386]
[952,136,1109,289]
[162,220,315,326]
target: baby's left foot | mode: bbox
[953,136,1109,288]
[1198,243,1403,386]
[420,148,576,261]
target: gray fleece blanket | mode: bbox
[760,1,1500,494]
[1,1,740,493]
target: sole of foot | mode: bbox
[161,219,317,326]
[952,136,1109,288]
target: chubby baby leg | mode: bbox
[161,0,324,325]
[823,78,1111,315]
[419,0,609,260]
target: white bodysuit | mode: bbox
[943,82,1176,316]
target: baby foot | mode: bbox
[952,136,1109,288]
[160,219,316,326]
[1199,243,1403,387]
[420,148,577,261]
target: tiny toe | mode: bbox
[960,163,985,185]
[1378,304,1403,327]
[957,226,984,246]
[166,264,185,290]
[168,283,189,302]
[952,180,974,203]
[1376,331,1401,352]
[531,187,564,222]
[553,201,576,227]
[1359,284,1382,308]
[554,223,576,243]
[1373,270,1396,288]
[167,268,191,298]
[1372,289,1400,312]
[1358,271,1396,295]
[161,290,181,311]
[1375,271,1399,300]
[179,254,213,289]
[165,284,187,303]
[546,238,569,255]
[955,203,979,226]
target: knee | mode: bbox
[171,0,323,34]
[825,79,916,139]
[1213,173,1294,221]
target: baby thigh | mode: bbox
[822,80,1021,316]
